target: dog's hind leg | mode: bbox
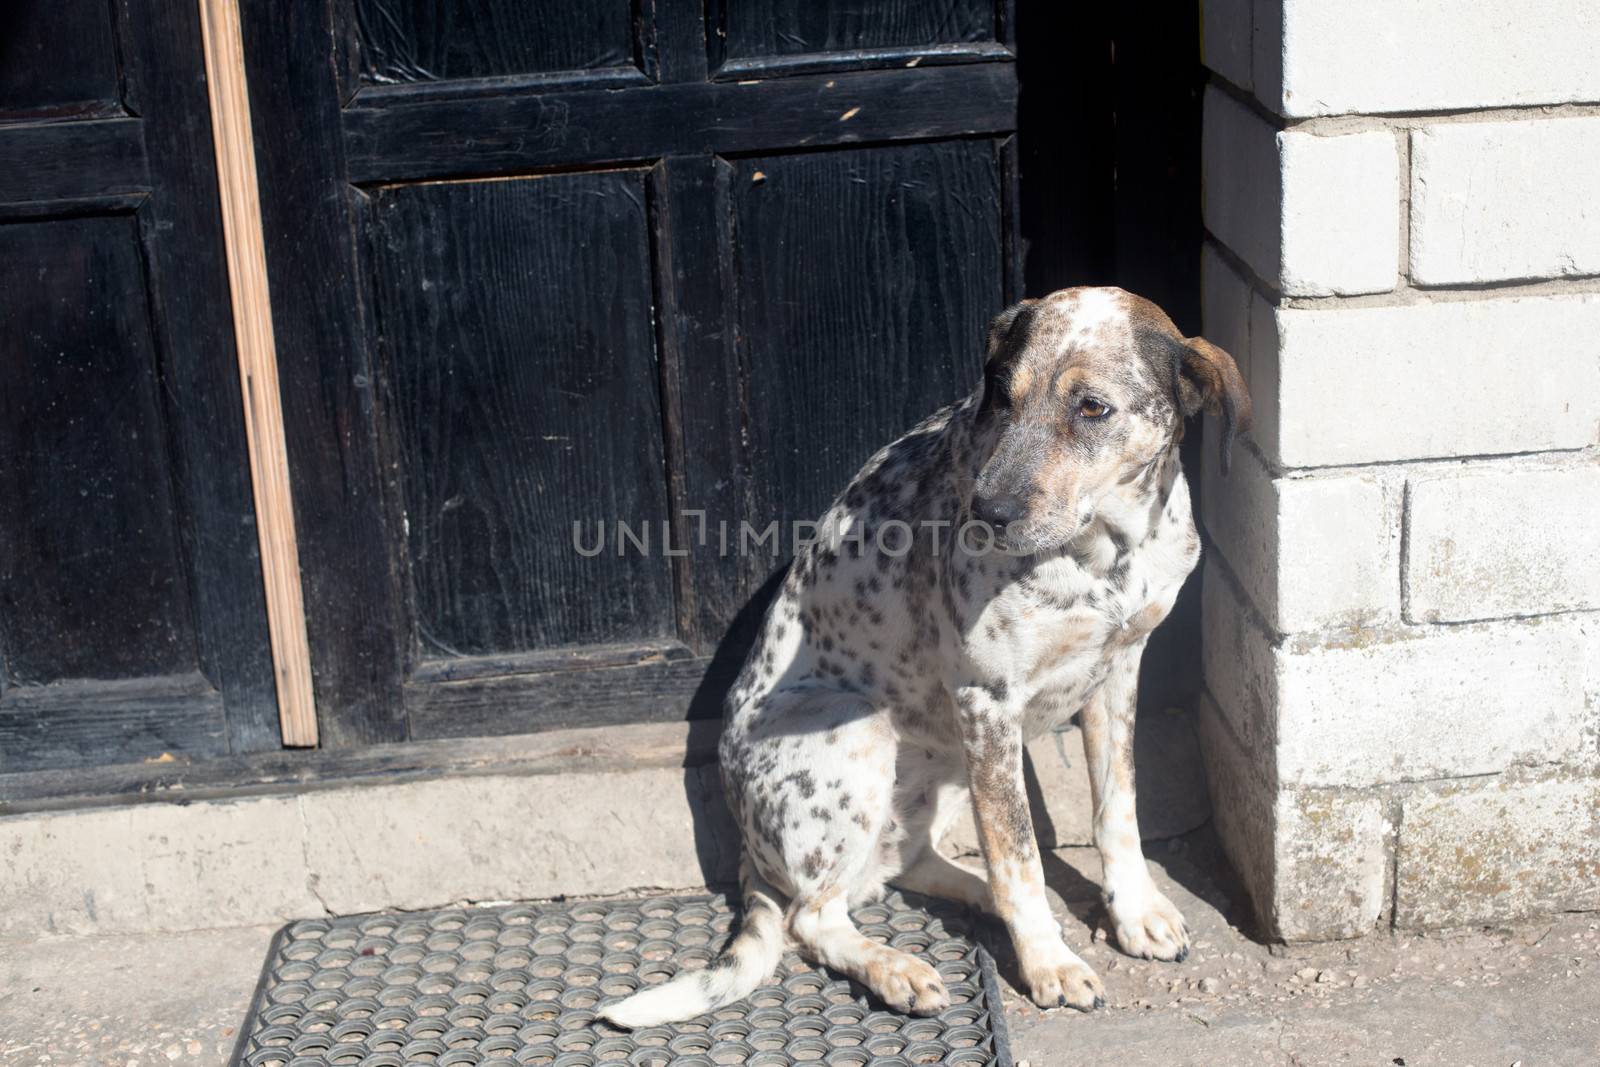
[890,849,992,911]
[885,776,992,911]
[735,692,952,1015]
[789,888,951,1016]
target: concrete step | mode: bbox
[1,710,1209,939]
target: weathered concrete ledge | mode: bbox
[1,711,1211,940]
[1,722,736,941]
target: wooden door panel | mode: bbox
[0,216,200,683]
[731,140,1002,536]
[366,173,675,658]
[354,0,641,84]
[0,0,122,122]
[341,63,1016,184]
[717,0,997,59]
[246,0,1018,742]
[0,0,277,772]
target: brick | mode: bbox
[1198,700,1387,941]
[1407,462,1600,622]
[1262,0,1600,117]
[1276,618,1596,788]
[1203,89,1399,296]
[1254,293,1600,468]
[1396,775,1600,928]
[1201,562,1279,761]
[1411,117,1600,286]
[1200,242,1253,383]
[1203,87,1280,287]
[1202,564,1597,789]
[1201,0,1254,91]
[1201,437,1400,634]
[1279,129,1399,296]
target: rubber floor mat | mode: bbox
[228,890,1013,1067]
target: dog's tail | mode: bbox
[598,859,786,1029]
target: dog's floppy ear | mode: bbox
[1174,337,1252,475]
[986,299,1038,359]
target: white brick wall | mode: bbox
[1396,776,1600,928]
[1200,438,1399,634]
[1197,698,1388,940]
[1411,117,1600,286]
[1200,243,1252,380]
[1262,0,1600,117]
[1203,89,1281,286]
[1406,461,1600,622]
[1251,294,1600,468]
[1203,564,1598,790]
[1279,129,1399,295]
[1201,0,1253,94]
[1201,0,1600,938]
[1203,88,1400,296]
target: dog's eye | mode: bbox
[1078,397,1112,420]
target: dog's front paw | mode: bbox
[863,946,951,1016]
[1109,886,1190,962]
[1016,940,1104,1011]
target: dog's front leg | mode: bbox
[1081,644,1190,961]
[957,686,1104,1011]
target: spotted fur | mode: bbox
[601,287,1250,1025]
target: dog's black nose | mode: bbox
[972,493,1025,530]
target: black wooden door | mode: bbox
[243,0,1020,745]
[0,0,277,771]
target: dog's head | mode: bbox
[967,287,1250,553]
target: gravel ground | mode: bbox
[1,826,1594,1067]
[1003,830,1600,1067]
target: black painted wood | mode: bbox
[0,0,1208,781]
[732,141,1003,533]
[0,717,726,816]
[0,674,228,772]
[116,0,282,753]
[0,0,121,122]
[243,0,1023,742]
[239,0,410,745]
[342,63,1017,183]
[0,0,278,772]
[354,0,639,84]
[365,173,676,656]
[0,120,148,206]
[714,0,996,61]
[648,156,749,648]
[0,215,200,684]
[406,652,737,741]
[714,41,1012,80]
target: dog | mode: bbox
[601,286,1250,1027]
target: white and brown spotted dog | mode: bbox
[602,287,1250,1027]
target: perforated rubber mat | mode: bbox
[228,891,1014,1067]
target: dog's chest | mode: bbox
[969,507,1198,727]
